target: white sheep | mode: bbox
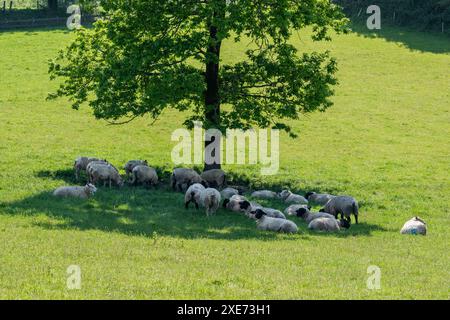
[223,195,251,213]
[201,169,226,189]
[171,168,205,192]
[200,188,222,216]
[53,183,97,199]
[89,163,124,188]
[279,190,308,205]
[86,160,110,182]
[320,196,359,224]
[296,207,336,224]
[251,190,278,199]
[124,160,148,176]
[220,187,240,200]
[305,192,336,206]
[73,157,103,181]
[252,209,298,234]
[185,183,206,209]
[130,165,158,187]
[284,204,310,216]
[400,217,427,235]
[308,217,350,232]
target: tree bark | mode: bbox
[48,0,58,12]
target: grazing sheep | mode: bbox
[185,183,206,209]
[86,160,110,182]
[73,157,103,181]
[220,187,240,200]
[200,188,222,216]
[251,190,278,199]
[279,190,308,205]
[171,168,205,192]
[284,204,310,216]
[400,217,427,235]
[296,207,336,224]
[201,169,226,189]
[130,165,158,187]
[308,217,350,232]
[305,192,336,206]
[252,209,298,234]
[89,163,124,188]
[320,196,359,224]
[53,183,97,199]
[124,160,148,176]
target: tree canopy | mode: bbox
[49,0,348,138]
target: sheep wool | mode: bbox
[308,217,350,232]
[305,192,336,206]
[296,207,335,224]
[124,160,148,176]
[253,209,298,234]
[171,168,204,192]
[284,204,310,216]
[201,169,226,189]
[200,188,222,216]
[400,217,427,235]
[130,165,158,186]
[279,190,308,205]
[185,183,206,209]
[53,184,97,199]
[251,190,278,199]
[220,187,240,200]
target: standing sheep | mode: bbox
[53,183,97,199]
[252,209,298,234]
[201,169,226,189]
[400,217,427,235]
[171,168,205,192]
[89,163,124,188]
[200,188,222,216]
[184,183,206,209]
[73,157,103,181]
[305,192,336,206]
[308,217,350,232]
[320,196,359,224]
[279,190,308,205]
[130,165,158,187]
[124,160,148,176]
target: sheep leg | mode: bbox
[185,200,191,209]
[109,179,112,189]
[194,201,199,210]
[354,214,358,224]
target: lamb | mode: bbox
[320,196,359,224]
[124,160,148,176]
[252,209,298,234]
[184,183,206,209]
[284,204,310,216]
[73,157,103,181]
[400,217,427,235]
[89,163,124,188]
[296,207,336,224]
[171,168,205,192]
[278,190,308,205]
[201,169,226,189]
[251,190,278,199]
[305,192,336,206]
[200,188,222,216]
[53,183,97,199]
[308,217,350,232]
[220,187,240,200]
[130,165,158,187]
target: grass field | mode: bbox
[0,26,449,299]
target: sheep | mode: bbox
[73,157,103,181]
[223,195,251,213]
[130,165,158,187]
[308,217,351,232]
[171,168,205,192]
[86,160,110,182]
[320,196,359,224]
[400,217,427,235]
[124,160,148,176]
[220,187,240,200]
[260,208,286,220]
[200,188,222,216]
[252,209,298,234]
[296,207,336,224]
[284,204,310,216]
[251,190,278,199]
[53,183,97,199]
[89,163,124,188]
[184,183,206,209]
[305,192,336,206]
[201,169,226,189]
[278,190,308,205]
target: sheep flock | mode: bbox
[53,156,427,235]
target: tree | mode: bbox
[47,0,58,12]
[49,0,348,170]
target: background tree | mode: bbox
[47,0,58,12]
[49,0,348,170]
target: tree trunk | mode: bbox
[204,19,222,171]
[48,0,58,12]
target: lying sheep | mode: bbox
[251,190,278,199]
[201,169,226,189]
[130,165,158,187]
[320,196,359,224]
[400,217,427,235]
[89,163,124,188]
[279,190,308,205]
[124,160,148,176]
[73,157,103,181]
[223,195,251,213]
[220,187,240,200]
[185,183,206,209]
[200,188,222,216]
[284,204,310,216]
[260,208,286,220]
[53,183,97,199]
[305,192,336,206]
[252,209,298,234]
[296,207,336,224]
[171,168,205,192]
[308,217,350,232]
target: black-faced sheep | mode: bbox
[278,190,308,205]
[171,168,205,192]
[53,183,97,199]
[296,207,336,224]
[223,195,251,213]
[201,169,226,189]
[252,209,298,234]
[320,196,359,224]
[284,204,311,216]
[400,217,427,235]
[308,217,351,232]
[130,165,158,187]
[124,160,148,176]
[305,192,336,206]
